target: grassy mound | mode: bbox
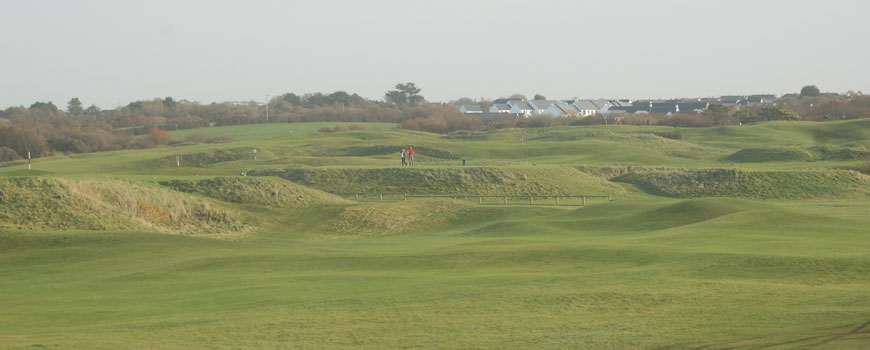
[723,147,814,163]
[326,198,470,236]
[810,146,870,161]
[151,147,260,168]
[0,177,247,235]
[160,177,348,208]
[614,169,870,199]
[724,146,870,163]
[251,166,623,195]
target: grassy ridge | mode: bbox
[251,166,624,195]
[614,168,870,199]
[159,176,348,208]
[0,177,248,235]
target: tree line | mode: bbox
[2,83,869,161]
[0,83,455,161]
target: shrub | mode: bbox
[147,126,171,145]
[0,146,20,162]
[348,125,366,130]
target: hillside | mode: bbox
[0,121,869,349]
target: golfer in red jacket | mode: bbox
[408,147,415,165]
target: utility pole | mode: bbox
[265,94,270,122]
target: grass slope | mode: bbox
[1,121,869,349]
[252,166,624,195]
[0,177,248,236]
[159,176,349,208]
[614,168,870,199]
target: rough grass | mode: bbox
[0,177,248,236]
[326,198,470,236]
[614,169,870,199]
[159,177,348,208]
[151,147,262,168]
[251,166,624,196]
[724,146,870,163]
[724,147,814,163]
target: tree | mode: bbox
[30,101,58,112]
[84,104,101,116]
[281,93,302,106]
[760,106,801,121]
[780,107,801,121]
[703,104,732,125]
[385,82,424,106]
[147,126,170,145]
[163,97,177,109]
[453,97,476,105]
[800,85,821,97]
[508,93,527,100]
[0,146,21,162]
[67,98,83,115]
[533,94,547,100]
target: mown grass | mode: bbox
[0,121,868,349]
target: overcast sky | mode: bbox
[1,0,868,109]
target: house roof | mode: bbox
[529,100,557,110]
[650,104,677,114]
[553,102,578,115]
[572,99,601,111]
[492,104,511,111]
[678,102,709,112]
[511,102,533,110]
[460,105,483,112]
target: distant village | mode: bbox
[450,95,778,119]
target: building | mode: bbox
[571,99,610,116]
[489,104,512,114]
[528,100,558,115]
[509,102,535,117]
[459,105,484,114]
[543,102,581,117]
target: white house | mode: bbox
[489,104,512,113]
[509,102,534,117]
[459,105,483,114]
[543,103,581,117]
[571,99,610,116]
[528,100,557,115]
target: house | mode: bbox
[489,104,512,114]
[543,103,580,117]
[571,99,610,116]
[459,105,484,114]
[528,100,557,115]
[509,102,535,117]
[493,98,525,105]
[677,101,709,114]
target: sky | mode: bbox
[1,0,868,109]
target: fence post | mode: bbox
[404,193,407,201]
[608,195,612,201]
[380,194,383,202]
[504,197,507,205]
[582,196,586,206]
[354,193,358,201]
[479,196,482,205]
[529,196,533,205]
[556,196,560,205]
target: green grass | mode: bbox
[1,121,869,349]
